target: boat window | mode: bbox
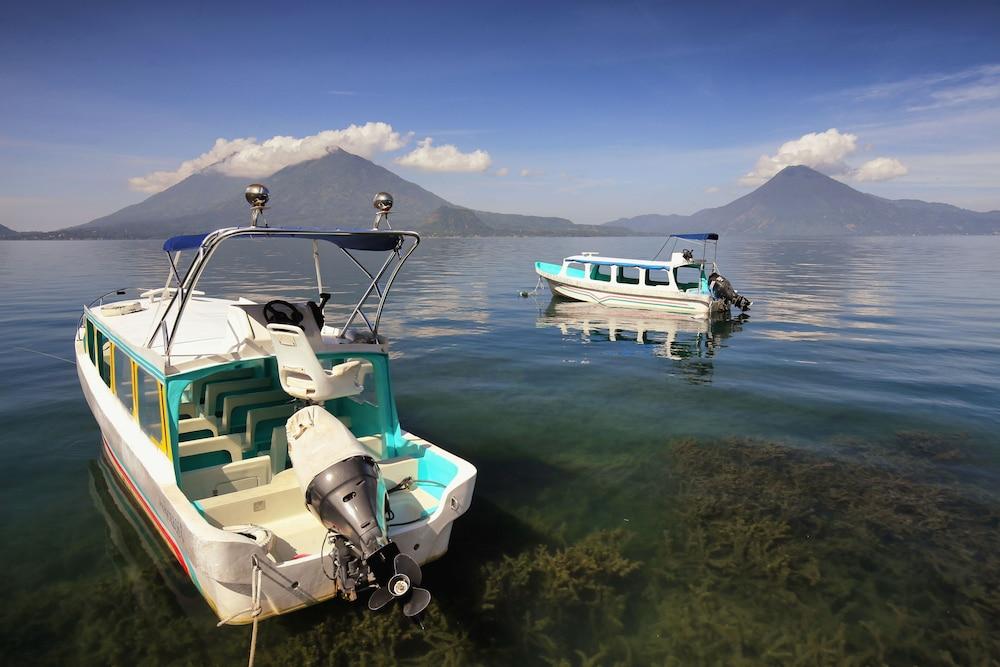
[98,333,113,387]
[565,261,585,278]
[617,266,640,285]
[645,269,670,286]
[113,345,135,416]
[590,264,612,282]
[675,266,703,292]
[136,368,165,447]
[85,319,97,366]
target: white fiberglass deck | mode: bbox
[89,296,378,376]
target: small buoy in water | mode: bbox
[519,290,530,297]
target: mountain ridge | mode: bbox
[58,149,631,238]
[6,160,1000,239]
[607,165,1000,236]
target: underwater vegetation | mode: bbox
[1,431,997,666]
[640,433,1000,666]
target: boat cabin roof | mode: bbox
[564,255,706,270]
[565,255,672,270]
[86,295,384,378]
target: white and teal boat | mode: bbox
[75,187,476,625]
[535,233,751,317]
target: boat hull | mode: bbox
[75,340,477,624]
[539,272,725,317]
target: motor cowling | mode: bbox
[286,406,389,558]
[285,405,432,617]
[709,272,752,311]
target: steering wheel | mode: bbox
[263,300,305,326]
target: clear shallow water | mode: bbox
[0,236,998,665]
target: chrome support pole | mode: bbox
[312,241,323,297]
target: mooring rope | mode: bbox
[216,555,264,667]
[519,275,544,298]
[14,346,75,365]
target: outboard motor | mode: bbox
[709,272,752,312]
[286,406,431,617]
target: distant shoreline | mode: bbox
[3,231,999,241]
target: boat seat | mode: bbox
[178,416,219,439]
[195,468,303,524]
[179,368,255,417]
[245,404,297,455]
[182,455,273,501]
[203,378,272,418]
[178,434,244,464]
[220,389,291,432]
[267,324,368,401]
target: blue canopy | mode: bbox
[162,228,406,253]
[163,233,209,252]
[669,232,719,241]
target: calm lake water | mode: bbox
[1,235,998,666]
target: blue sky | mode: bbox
[3,0,1000,230]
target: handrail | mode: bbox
[145,226,420,354]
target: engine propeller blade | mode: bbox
[403,587,432,617]
[367,551,432,618]
[368,586,394,611]
[393,553,422,587]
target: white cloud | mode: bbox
[128,122,410,193]
[495,167,509,177]
[393,138,491,172]
[739,128,858,186]
[128,137,256,193]
[704,185,720,194]
[520,168,542,177]
[853,157,909,182]
[739,128,909,186]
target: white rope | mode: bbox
[14,346,75,365]
[247,554,263,667]
[519,275,545,297]
[216,555,264,667]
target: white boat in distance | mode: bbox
[535,233,751,317]
[75,186,476,625]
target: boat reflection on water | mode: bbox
[536,300,746,382]
[87,457,204,617]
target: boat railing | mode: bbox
[147,226,420,359]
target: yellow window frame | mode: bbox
[130,361,139,418]
[108,342,117,392]
[109,344,140,422]
[157,382,171,461]
[104,338,171,461]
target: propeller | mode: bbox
[367,553,432,617]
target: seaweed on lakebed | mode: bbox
[263,431,999,666]
[2,432,998,666]
[639,433,1000,666]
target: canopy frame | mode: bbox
[146,227,420,359]
[651,232,720,267]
